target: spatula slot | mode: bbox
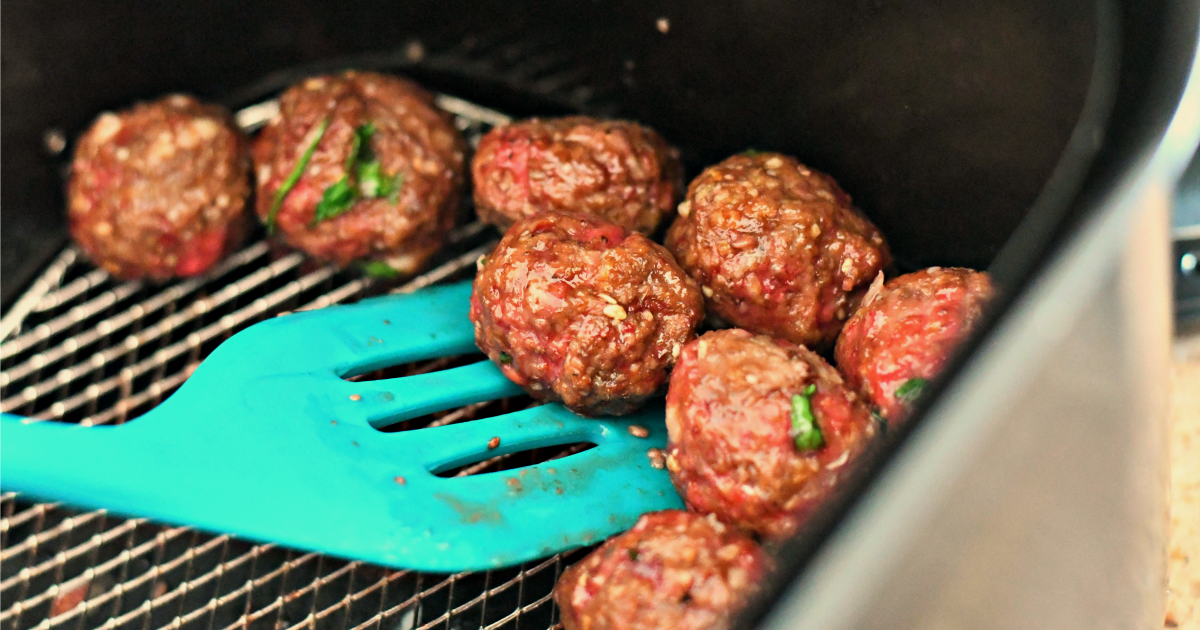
[375,395,535,433]
[342,353,481,383]
[337,360,524,429]
[431,441,597,478]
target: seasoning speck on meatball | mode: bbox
[554,510,771,630]
[68,95,251,280]
[472,116,684,235]
[666,329,880,539]
[666,152,891,349]
[835,267,994,423]
[251,71,466,274]
[470,211,704,416]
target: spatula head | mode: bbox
[0,281,683,571]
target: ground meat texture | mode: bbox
[554,510,770,630]
[665,329,879,539]
[472,117,684,235]
[470,211,704,416]
[68,95,250,280]
[252,71,465,272]
[666,153,891,349]
[835,267,994,424]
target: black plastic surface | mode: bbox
[739,0,1200,625]
[2,0,1095,305]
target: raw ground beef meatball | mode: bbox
[68,95,250,280]
[835,267,995,424]
[554,510,771,630]
[470,211,704,416]
[472,116,684,234]
[665,329,880,539]
[252,71,465,273]
[666,152,891,350]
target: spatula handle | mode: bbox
[0,413,152,507]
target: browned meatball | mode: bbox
[252,71,465,273]
[666,153,891,349]
[470,211,704,416]
[665,329,879,539]
[554,510,771,630]
[471,117,683,234]
[835,267,994,424]
[68,95,250,280]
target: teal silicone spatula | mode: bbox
[0,281,682,572]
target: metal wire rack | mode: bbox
[0,92,590,630]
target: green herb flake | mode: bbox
[499,352,513,365]
[349,122,375,170]
[313,177,357,224]
[741,148,763,157]
[267,118,329,234]
[312,122,405,227]
[357,160,403,201]
[360,260,399,279]
[627,548,639,561]
[789,383,824,451]
[357,160,386,197]
[895,378,928,404]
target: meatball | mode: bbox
[68,95,250,280]
[665,329,879,539]
[554,510,770,630]
[471,211,704,416]
[472,116,683,235]
[666,153,891,349]
[835,267,994,423]
[252,71,465,273]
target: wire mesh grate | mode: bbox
[0,92,587,630]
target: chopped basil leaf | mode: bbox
[357,160,384,197]
[313,122,404,226]
[628,548,639,561]
[895,378,928,404]
[350,122,375,167]
[360,260,399,279]
[499,352,513,364]
[267,118,329,234]
[741,148,763,156]
[364,164,404,203]
[313,177,357,224]
[357,159,401,200]
[790,383,824,451]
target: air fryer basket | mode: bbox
[3,1,1198,629]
